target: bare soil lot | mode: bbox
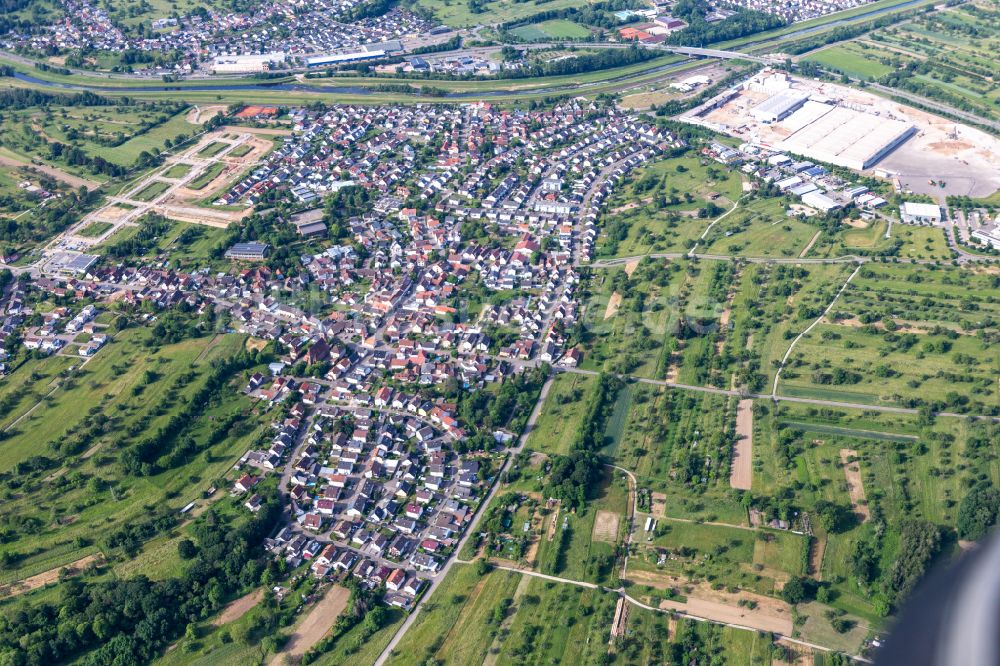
[604,292,622,320]
[0,554,103,598]
[592,510,621,543]
[270,585,350,665]
[186,105,227,125]
[839,449,869,522]
[214,588,263,626]
[730,399,753,490]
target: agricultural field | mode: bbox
[629,519,808,596]
[753,399,999,622]
[525,372,597,456]
[533,466,629,585]
[0,327,267,586]
[385,564,524,665]
[607,385,745,523]
[731,261,857,391]
[778,263,1000,412]
[701,197,822,258]
[386,563,627,666]
[598,153,744,258]
[0,102,196,178]
[802,2,1000,123]
[580,258,704,379]
[509,19,591,41]
[802,42,895,80]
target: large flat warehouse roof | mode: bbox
[779,105,914,170]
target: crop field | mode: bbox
[718,261,855,392]
[803,42,895,79]
[673,260,739,387]
[780,322,998,409]
[631,519,807,595]
[819,219,892,256]
[386,564,523,665]
[0,354,77,431]
[525,372,596,456]
[891,225,954,261]
[598,154,743,258]
[608,386,745,522]
[510,19,591,41]
[389,563,620,666]
[842,263,1000,331]
[0,329,266,585]
[800,3,1000,122]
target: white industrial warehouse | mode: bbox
[778,103,916,171]
[683,70,920,172]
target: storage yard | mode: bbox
[681,70,1000,198]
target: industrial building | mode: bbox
[899,202,942,225]
[779,103,915,171]
[971,224,1000,249]
[801,190,840,213]
[212,52,285,74]
[750,91,809,124]
[225,242,271,261]
[307,50,386,67]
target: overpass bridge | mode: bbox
[662,45,769,62]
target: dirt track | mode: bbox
[730,399,753,490]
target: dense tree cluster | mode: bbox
[0,492,282,665]
[956,484,1000,541]
[544,450,603,511]
[121,351,266,476]
[539,375,621,509]
[0,187,100,245]
[663,0,785,46]
[888,520,942,604]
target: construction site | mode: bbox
[681,70,1000,198]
